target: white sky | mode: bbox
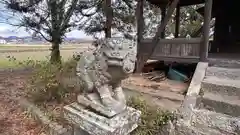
[0,2,92,39]
[0,23,92,39]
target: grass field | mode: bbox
[0,43,90,48]
[0,43,89,51]
[0,44,90,68]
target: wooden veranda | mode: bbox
[140,38,202,63]
[135,0,213,71]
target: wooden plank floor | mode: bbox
[145,53,240,64]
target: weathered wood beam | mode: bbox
[191,26,203,37]
[160,6,166,38]
[105,0,112,38]
[135,0,144,72]
[135,0,179,71]
[141,55,200,63]
[152,0,179,42]
[148,0,180,59]
[140,38,201,53]
[200,0,213,61]
[175,5,180,38]
[136,0,144,42]
[191,19,215,37]
[144,38,202,44]
[212,14,219,52]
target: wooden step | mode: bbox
[201,76,240,98]
[199,92,240,117]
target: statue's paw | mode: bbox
[101,97,118,108]
[112,100,126,113]
[102,97,126,112]
[113,93,126,105]
[113,89,126,104]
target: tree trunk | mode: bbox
[50,41,61,63]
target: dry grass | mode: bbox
[0,45,88,68]
[0,70,43,135]
[1,50,76,61]
[0,43,90,48]
[0,44,90,52]
[0,59,21,68]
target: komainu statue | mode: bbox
[76,37,137,117]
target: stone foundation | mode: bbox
[64,102,141,135]
[169,62,240,135]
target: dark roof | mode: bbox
[147,0,205,7]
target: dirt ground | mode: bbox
[122,74,187,111]
[125,74,188,94]
[0,70,44,135]
[0,69,188,135]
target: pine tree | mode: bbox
[5,0,81,63]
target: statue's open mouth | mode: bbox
[103,50,128,59]
[106,59,123,67]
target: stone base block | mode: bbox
[64,102,141,135]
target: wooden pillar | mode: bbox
[175,5,180,38]
[136,0,179,71]
[137,0,144,43]
[105,0,112,38]
[161,6,166,38]
[212,15,219,53]
[200,0,213,61]
[135,0,144,73]
[150,0,180,55]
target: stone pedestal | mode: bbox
[64,102,141,135]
